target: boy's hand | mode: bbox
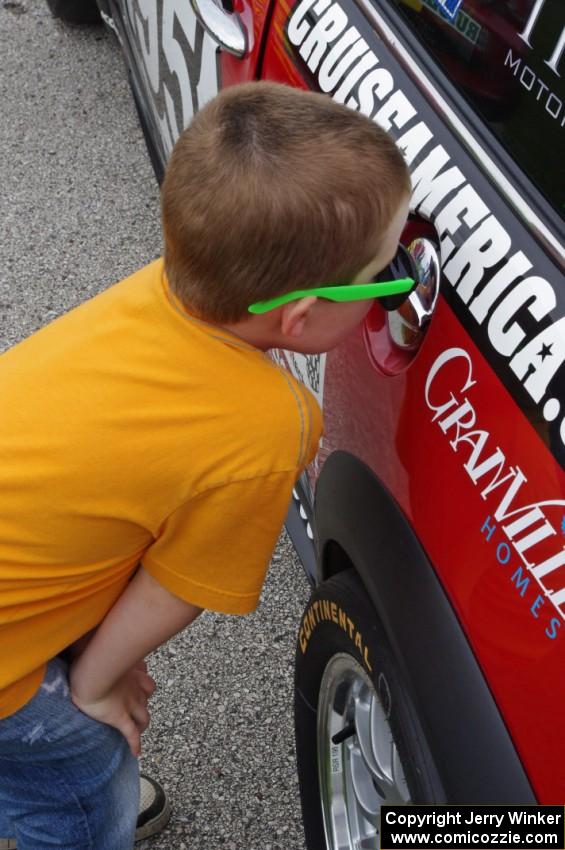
[70,662,156,757]
[66,567,201,756]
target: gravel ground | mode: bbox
[0,4,311,847]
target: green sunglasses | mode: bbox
[248,277,414,314]
[248,245,418,314]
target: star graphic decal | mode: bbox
[538,343,553,361]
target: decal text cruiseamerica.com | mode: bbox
[286,0,565,459]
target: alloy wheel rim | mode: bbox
[317,653,410,850]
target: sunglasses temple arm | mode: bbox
[249,290,315,314]
[249,278,414,314]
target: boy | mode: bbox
[0,82,411,849]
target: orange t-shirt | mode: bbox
[0,259,322,717]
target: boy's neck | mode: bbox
[220,317,274,352]
[165,272,275,352]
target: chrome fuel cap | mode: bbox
[387,238,440,351]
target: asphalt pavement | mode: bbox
[0,3,311,847]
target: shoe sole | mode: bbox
[135,795,172,842]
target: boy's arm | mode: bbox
[69,566,202,756]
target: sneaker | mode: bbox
[0,773,171,846]
[135,773,172,841]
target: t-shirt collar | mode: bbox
[160,269,261,355]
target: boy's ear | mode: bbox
[280,296,318,338]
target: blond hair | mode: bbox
[161,82,411,323]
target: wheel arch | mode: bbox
[313,450,536,804]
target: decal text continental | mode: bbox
[299,599,373,670]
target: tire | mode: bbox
[295,569,445,850]
[45,0,101,24]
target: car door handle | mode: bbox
[189,0,247,56]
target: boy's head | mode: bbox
[161,82,411,349]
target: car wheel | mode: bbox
[45,0,101,24]
[295,569,444,850]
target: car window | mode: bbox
[390,0,564,224]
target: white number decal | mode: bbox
[162,0,197,133]
[127,0,222,158]
[133,0,160,93]
[197,26,220,109]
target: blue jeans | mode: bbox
[0,658,139,849]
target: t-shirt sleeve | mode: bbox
[141,471,302,614]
